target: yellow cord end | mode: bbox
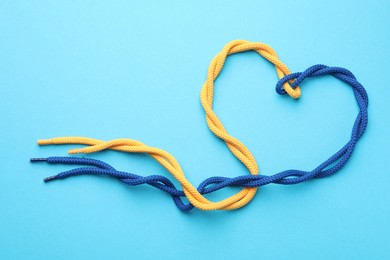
[37,139,52,145]
[286,86,301,99]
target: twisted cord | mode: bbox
[28,157,329,211]
[36,40,300,211]
[33,63,368,211]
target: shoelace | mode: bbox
[31,41,368,211]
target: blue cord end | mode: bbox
[43,175,58,183]
[30,158,48,162]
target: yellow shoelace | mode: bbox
[38,40,300,210]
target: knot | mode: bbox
[275,71,301,96]
[276,64,330,95]
[275,64,364,98]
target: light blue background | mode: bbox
[1,1,389,259]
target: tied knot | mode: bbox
[277,79,301,99]
[275,64,366,99]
